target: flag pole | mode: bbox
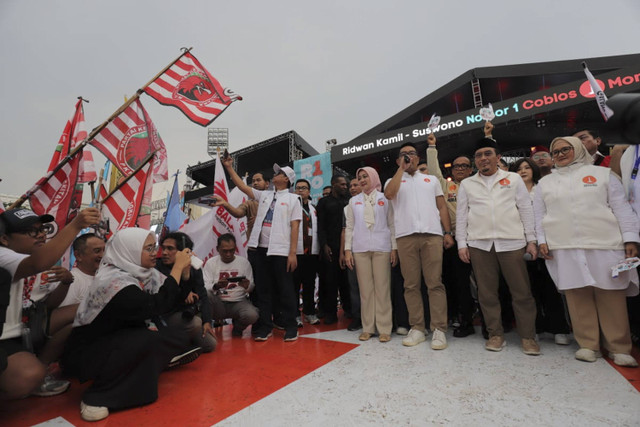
[99,150,158,203]
[10,48,193,209]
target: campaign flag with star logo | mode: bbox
[144,52,242,127]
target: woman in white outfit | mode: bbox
[344,167,397,342]
[534,136,639,366]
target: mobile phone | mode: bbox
[403,154,410,164]
[227,276,246,282]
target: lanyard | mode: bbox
[631,146,640,181]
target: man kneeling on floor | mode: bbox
[203,234,258,337]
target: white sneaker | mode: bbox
[611,353,639,367]
[402,328,426,347]
[396,327,409,336]
[81,401,109,421]
[31,376,70,397]
[431,329,447,350]
[554,334,570,345]
[575,348,598,363]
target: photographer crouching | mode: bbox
[155,232,216,353]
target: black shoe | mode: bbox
[347,319,362,331]
[453,323,476,338]
[284,329,298,342]
[232,326,244,337]
[167,347,202,368]
[254,330,273,342]
[324,313,338,325]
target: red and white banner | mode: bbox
[90,99,168,183]
[582,62,614,121]
[182,159,248,263]
[144,52,242,127]
[99,162,152,235]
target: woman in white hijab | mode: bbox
[62,228,194,421]
[534,136,640,367]
[344,166,397,342]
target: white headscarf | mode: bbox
[550,136,593,171]
[74,228,165,326]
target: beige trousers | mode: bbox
[564,286,632,354]
[353,251,392,335]
[396,233,448,332]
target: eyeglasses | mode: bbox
[399,151,417,158]
[551,146,574,157]
[295,186,309,190]
[452,164,471,170]
[532,153,550,160]
[143,244,158,254]
[20,225,51,238]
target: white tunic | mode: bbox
[534,169,639,295]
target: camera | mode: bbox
[181,302,200,321]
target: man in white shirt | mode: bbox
[385,142,455,351]
[221,155,301,342]
[0,207,100,399]
[59,234,105,307]
[204,233,258,337]
[456,136,540,355]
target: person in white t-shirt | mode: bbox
[204,233,258,337]
[60,234,105,307]
[0,207,100,400]
[384,142,455,351]
[221,154,301,342]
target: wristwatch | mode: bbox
[444,231,453,236]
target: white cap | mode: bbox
[273,163,296,185]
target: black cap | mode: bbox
[0,208,54,234]
[474,137,499,153]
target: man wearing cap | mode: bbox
[531,146,553,177]
[456,135,540,355]
[574,129,610,167]
[222,155,301,342]
[0,207,100,399]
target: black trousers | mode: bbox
[443,244,474,324]
[527,259,571,334]
[319,247,350,316]
[63,326,187,409]
[293,254,319,316]
[251,248,297,334]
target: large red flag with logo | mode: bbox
[144,52,242,127]
[90,99,168,183]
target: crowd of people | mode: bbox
[1,123,639,421]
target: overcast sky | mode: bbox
[1,0,639,199]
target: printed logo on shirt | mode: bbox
[448,184,457,192]
[582,175,598,187]
[423,177,431,183]
[280,202,288,206]
[355,202,363,205]
[447,193,457,202]
[219,271,239,280]
[499,178,511,186]
[377,200,385,206]
[401,180,406,183]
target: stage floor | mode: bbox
[2,317,639,426]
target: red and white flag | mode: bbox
[99,162,152,235]
[182,157,247,263]
[29,154,81,238]
[90,99,168,183]
[144,52,242,127]
[47,99,97,183]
